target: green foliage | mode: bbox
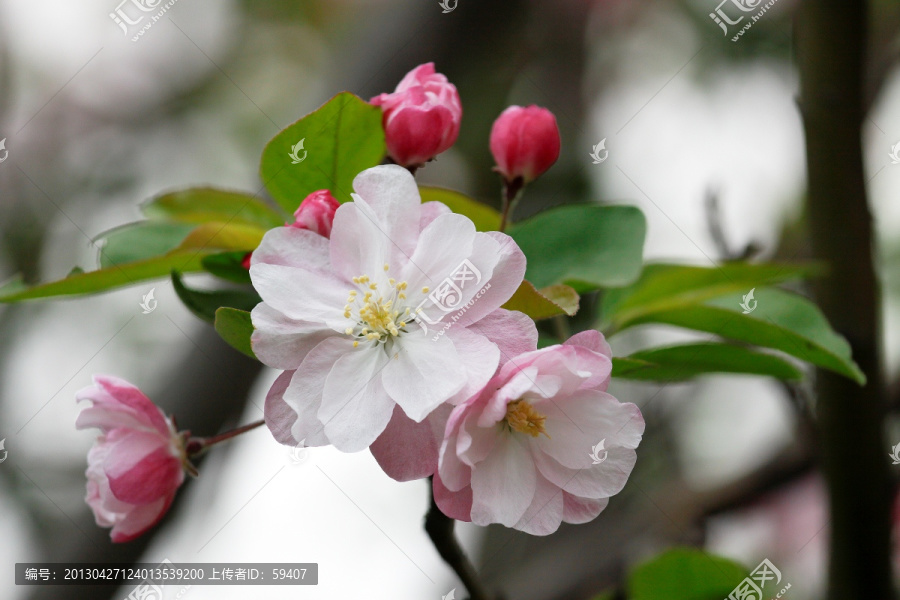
[601,263,816,331]
[508,205,646,291]
[202,252,252,284]
[624,288,864,384]
[97,222,195,269]
[259,92,386,210]
[171,271,260,323]
[502,281,579,320]
[214,307,256,359]
[418,187,502,231]
[142,187,286,229]
[628,548,746,600]
[612,343,802,381]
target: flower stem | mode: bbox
[424,479,494,600]
[498,177,524,232]
[185,419,266,457]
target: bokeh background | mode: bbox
[1,0,899,598]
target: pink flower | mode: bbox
[252,165,532,472]
[76,376,188,543]
[490,105,561,183]
[435,331,644,535]
[370,63,463,167]
[290,189,340,237]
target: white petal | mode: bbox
[399,213,477,297]
[250,226,331,272]
[444,326,500,405]
[468,309,538,366]
[319,343,394,452]
[351,165,422,260]
[381,332,466,422]
[419,201,451,231]
[513,473,564,535]
[329,202,394,283]
[249,263,347,325]
[470,434,536,527]
[453,231,527,327]
[250,304,336,369]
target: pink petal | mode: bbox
[513,473,564,535]
[370,404,451,482]
[469,309,538,367]
[444,326,500,405]
[419,201,451,231]
[453,232,527,327]
[104,430,183,505]
[433,472,473,522]
[264,370,299,445]
[562,493,609,524]
[399,213,478,299]
[76,375,169,436]
[110,495,174,543]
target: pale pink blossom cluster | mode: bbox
[76,63,642,541]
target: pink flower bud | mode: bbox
[289,189,340,237]
[76,376,189,543]
[489,105,561,183]
[370,63,463,167]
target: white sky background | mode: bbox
[1,0,899,599]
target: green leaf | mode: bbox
[623,287,865,384]
[171,271,260,322]
[502,281,579,320]
[628,548,746,600]
[142,187,285,229]
[611,343,803,381]
[175,222,265,252]
[508,205,646,291]
[0,251,211,302]
[602,262,817,331]
[97,222,195,269]
[259,92,386,211]
[201,251,252,284]
[214,307,257,359]
[418,187,501,232]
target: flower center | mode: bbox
[505,399,548,438]
[343,265,416,347]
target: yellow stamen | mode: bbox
[422,286,430,293]
[505,400,549,438]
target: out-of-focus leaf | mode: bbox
[602,262,818,331]
[622,287,865,384]
[508,205,646,292]
[259,92,385,210]
[611,343,803,381]
[628,548,746,600]
[142,187,286,229]
[171,271,260,323]
[0,252,210,302]
[418,187,502,232]
[175,222,265,252]
[502,281,579,320]
[201,251,252,284]
[214,307,256,359]
[97,222,195,269]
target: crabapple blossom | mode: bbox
[490,105,561,183]
[253,165,531,469]
[434,330,644,535]
[370,63,462,167]
[76,376,189,543]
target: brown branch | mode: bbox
[796,1,894,598]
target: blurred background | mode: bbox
[0,0,899,598]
